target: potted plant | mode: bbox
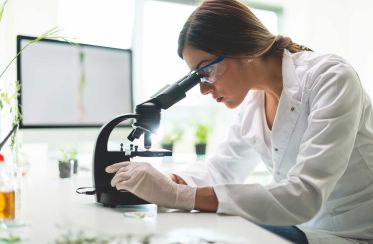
[160,127,183,152]
[58,150,72,178]
[58,148,78,178]
[194,123,210,157]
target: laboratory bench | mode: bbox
[6,146,288,243]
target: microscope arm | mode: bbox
[142,71,201,110]
[91,68,202,206]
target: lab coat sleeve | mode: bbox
[214,61,363,225]
[172,102,260,187]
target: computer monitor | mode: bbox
[17,35,133,128]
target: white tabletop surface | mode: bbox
[7,147,289,243]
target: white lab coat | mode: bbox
[175,50,373,244]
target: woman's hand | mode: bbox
[106,161,196,210]
[168,174,218,212]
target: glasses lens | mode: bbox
[196,56,225,84]
[199,62,226,84]
[200,66,215,84]
[199,65,213,77]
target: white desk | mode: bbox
[10,149,289,243]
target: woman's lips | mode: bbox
[216,97,223,102]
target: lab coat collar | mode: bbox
[271,50,304,171]
[241,49,304,162]
[282,49,302,104]
[242,49,302,105]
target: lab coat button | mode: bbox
[274,148,279,152]
[290,106,295,112]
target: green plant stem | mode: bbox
[0,25,64,150]
[0,26,61,79]
[9,80,21,148]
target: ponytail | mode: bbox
[266,35,313,57]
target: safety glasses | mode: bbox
[195,56,225,84]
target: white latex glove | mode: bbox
[105,161,197,210]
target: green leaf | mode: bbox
[59,148,78,161]
[29,26,61,44]
[0,91,10,104]
[0,232,22,243]
[195,123,210,144]
[0,0,8,23]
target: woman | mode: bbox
[106,0,373,243]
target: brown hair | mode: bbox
[178,0,312,59]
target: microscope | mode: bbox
[92,71,202,207]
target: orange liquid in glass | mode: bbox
[0,191,15,220]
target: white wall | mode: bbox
[0,0,59,78]
[1,0,373,156]
[257,0,373,97]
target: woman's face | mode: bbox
[182,46,253,109]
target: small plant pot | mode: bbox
[58,161,71,178]
[161,144,174,152]
[71,159,78,174]
[195,143,207,156]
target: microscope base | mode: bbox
[97,190,149,207]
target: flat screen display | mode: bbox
[17,35,133,128]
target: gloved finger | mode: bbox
[111,171,131,187]
[115,180,133,191]
[105,161,130,173]
[116,164,133,174]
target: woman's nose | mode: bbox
[200,83,213,95]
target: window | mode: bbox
[140,1,196,103]
[58,0,135,49]
[252,8,280,35]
